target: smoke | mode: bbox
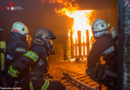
[41,0,46,3]
[77,0,117,10]
[41,0,117,10]
[41,0,79,10]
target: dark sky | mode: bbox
[0,0,118,61]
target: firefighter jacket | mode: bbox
[6,44,49,89]
[87,34,117,68]
[5,31,28,72]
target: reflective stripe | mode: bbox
[29,80,34,90]
[16,48,26,52]
[103,46,115,55]
[24,51,39,62]
[0,41,6,71]
[8,65,19,77]
[8,69,17,77]
[41,80,50,90]
[6,54,13,60]
[105,69,118,78]
[1,53,5,71]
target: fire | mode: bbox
[56,7,93,42]
[66,10,93,44]
[52,0,94,61]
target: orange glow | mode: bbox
[56,8,93,44]
[55,0,94,61]
[69,10,93,44]
[85,46,87,56]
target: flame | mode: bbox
[56,8,93,42]
[53,0,94,60]
[67,10,93,44]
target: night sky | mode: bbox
[0,0,118,62]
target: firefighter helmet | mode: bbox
[92,19,109,38]
[11,22,29,35]
[92,19,108,32]
[33,28,56,54]
[12,22,32,47]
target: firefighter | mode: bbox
[6,28,65,90]
[3,22,30,86]
[0,27,9,86]
[86,19,118,88]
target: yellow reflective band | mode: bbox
[1,53,5,71]
[8,65,19,77]
[41,80,50,90]
[0,41,6,71]
[8,69,17,77]
[29,80,34,90]
[16,48,26,52]
[0,41,6,52]
[24,51,39,62]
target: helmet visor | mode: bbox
[46,35,56,40]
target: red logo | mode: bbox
[0,1,24,11]
[9,1,14,7]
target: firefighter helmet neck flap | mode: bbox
[33,28,56,54]
[92,19,109,38]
